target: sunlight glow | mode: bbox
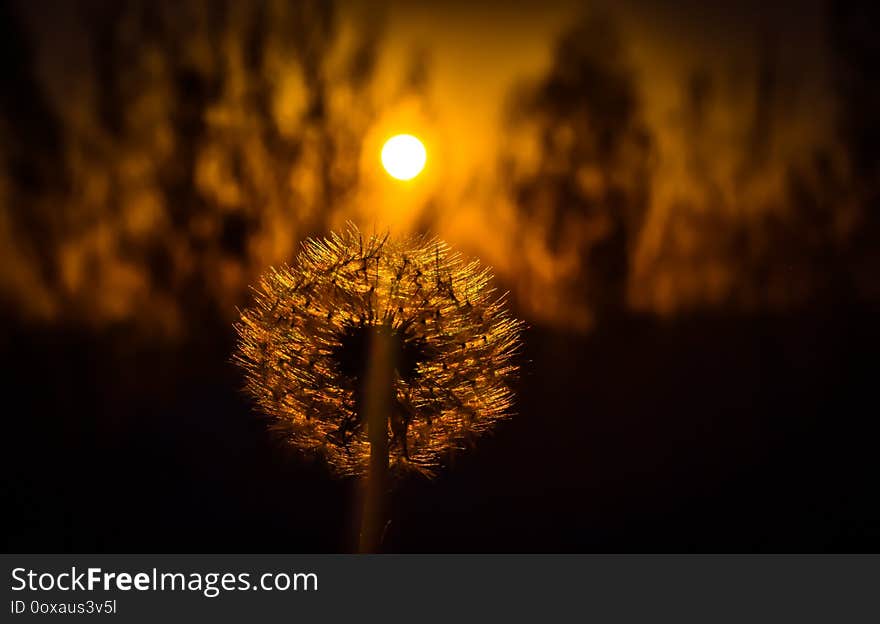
[381,134,427,180]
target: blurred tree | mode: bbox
[0,0,69,321]
[501,14,653,328]
[625,12,872,317]
[827,1,880,302]
[0,0,383,339]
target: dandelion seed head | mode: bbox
[234,224,523,477]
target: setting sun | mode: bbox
[381,134,426,180]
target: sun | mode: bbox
[381,134,426,180]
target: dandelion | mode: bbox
[234,224,523,478]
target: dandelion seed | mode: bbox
[234,224,523,477]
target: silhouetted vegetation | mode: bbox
[502,14,652,327]
[0,0,381,338]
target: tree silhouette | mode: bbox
[0,0,383,338]
[0,0,70,320]
[501,14,653,327]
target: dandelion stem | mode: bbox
[358,325,396,553]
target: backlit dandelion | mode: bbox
[234,224,523,478]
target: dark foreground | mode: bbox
[3,301,878,552]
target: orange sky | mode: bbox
[5,0,858,334]
[343,0,828,190]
